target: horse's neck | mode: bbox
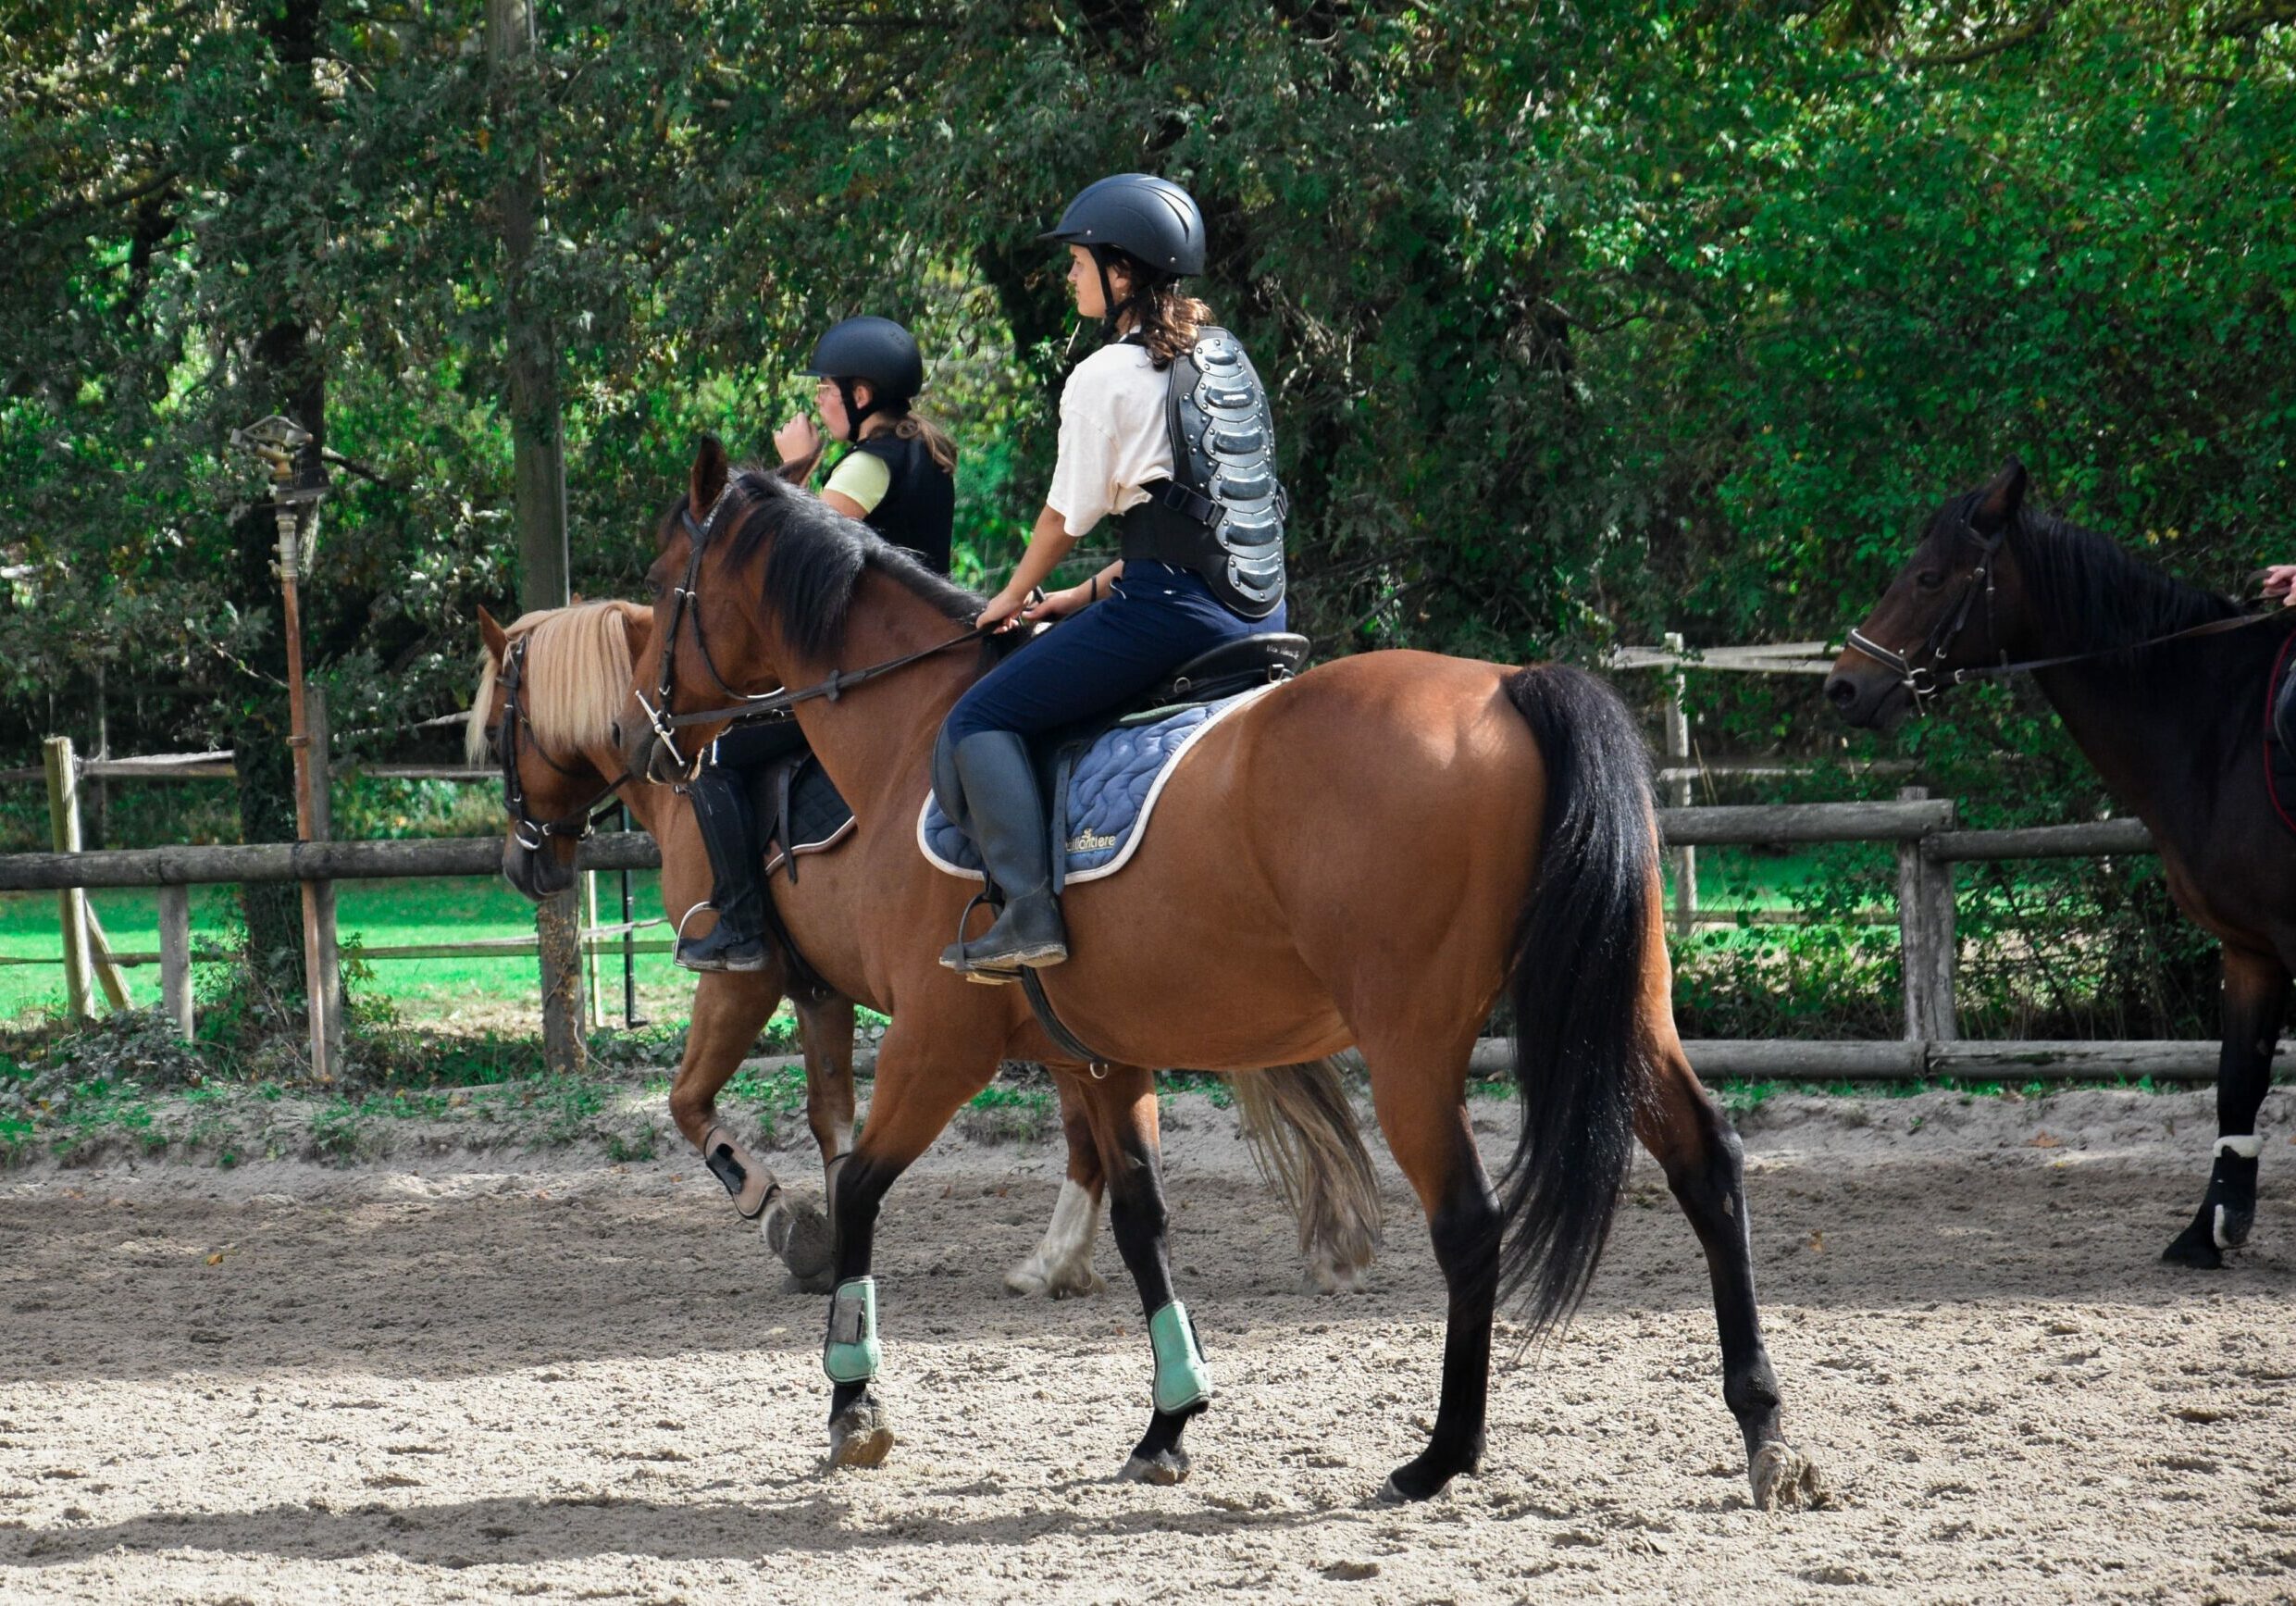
[785,574,978,804]
[579,737,662,834]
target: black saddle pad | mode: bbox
[2267,635,2296,836]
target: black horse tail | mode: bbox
[1497,663,1657,1338]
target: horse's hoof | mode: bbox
[775,1199,835,1293]
[1004,1259,1103,1300]
[1376,1454,1464,1503]
[827,1399,895,1469]
[2162,1225,2226,1270]
[1750,1442,1830,1511]
[1119,1448,1190,1486]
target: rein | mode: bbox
[497,634,636,851]
[637,486,988,776]
[1842,504,2284,710]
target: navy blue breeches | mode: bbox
[942,560,1288,746]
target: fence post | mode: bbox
[1662,631,1697,933]
[538,887,587,1074]
[158,883,193,1040]
[304,689,344,1076]
[1896,784,1958,1042]
[42,736,94,1019]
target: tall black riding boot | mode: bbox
[677,763,770,974]
[937,731,1068,981]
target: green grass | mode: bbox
[0,872,692,1025]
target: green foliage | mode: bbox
[6,3,2294,1036]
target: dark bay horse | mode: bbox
[470,599,1383,1299]
[617,440,1819,1508]
[1828,459,2296,1268]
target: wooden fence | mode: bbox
[0,788,2223,1082]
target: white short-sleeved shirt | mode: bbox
[1045,342,1173,539]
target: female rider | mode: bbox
[678,316,958,971]
[935,173,1288,979]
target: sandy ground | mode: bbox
[2,1085,2294,1605]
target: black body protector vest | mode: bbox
[1115,328,1287,620]
[851,431,956,577]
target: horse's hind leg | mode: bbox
[2165,946,2288,1268]
[1637,1037,1825,1510]
[1359,1033,1499,1503]
[1075,1065,1206,1484]
[1006,1069,1107,1299]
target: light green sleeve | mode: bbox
[824,450,891,515]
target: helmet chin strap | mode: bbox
[834,378,878,442]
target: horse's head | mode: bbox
[471,601,648,902]
[620,435,790,782]
[1825,459,2039,731]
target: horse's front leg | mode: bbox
[2165,946,2289,1268]
[672,968,788,1221]
[823,1028,1000,1469]
[1076,1065,1210,1484]
[759,991,857,1293]
[1006,1068,1107,1298]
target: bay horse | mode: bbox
[1828,459,2296,1269]
[616,438,1820,1508]
[468,599,1383,1299]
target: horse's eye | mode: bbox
[1914,570,1945,591]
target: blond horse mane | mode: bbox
[465,600,649,766]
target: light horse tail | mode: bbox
[1231,1058,1384,1289]
[1498,664,1658,1337]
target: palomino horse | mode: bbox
[1828,459,2296,1269]
[469,599,1384,1298]
[617,439,1819,1507]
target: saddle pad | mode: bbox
[759,754,856,876]
[2267,633,2296,839]
[917,681,1282,886]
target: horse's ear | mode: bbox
[1972,458,2029,532]
[690,433,730,516]
[478,604,510,667]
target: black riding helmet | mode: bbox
[801,316,926,441]
[1041,174,1206,334]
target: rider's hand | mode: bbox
[774,414,822,467]
[2265,564,2296,606]
[976,586,1035,633]
[1020,583,1089,624]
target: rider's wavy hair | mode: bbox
[1106,249,1211,367]
[885,407,957,475]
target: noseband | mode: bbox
[497,634,635,852]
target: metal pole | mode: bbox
[1661,631,1696,933]
[620,801,643,1029]
[269,455,336,1081]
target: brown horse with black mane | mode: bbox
[615,438,1821,1506]
[467,597,1384,1299]
[1830,459,2296,1271]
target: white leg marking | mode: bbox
[1005,1178,1104,1298]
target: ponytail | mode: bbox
[890,409,958,474]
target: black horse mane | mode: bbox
[715,467,983,662]
[1920,492,2252,663]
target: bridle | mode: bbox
[1841,496,2014,710]
[1843,498,2278,715]
[634,479,991,779]
[496,633,635,852]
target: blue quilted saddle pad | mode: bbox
[917,683,1281,885]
